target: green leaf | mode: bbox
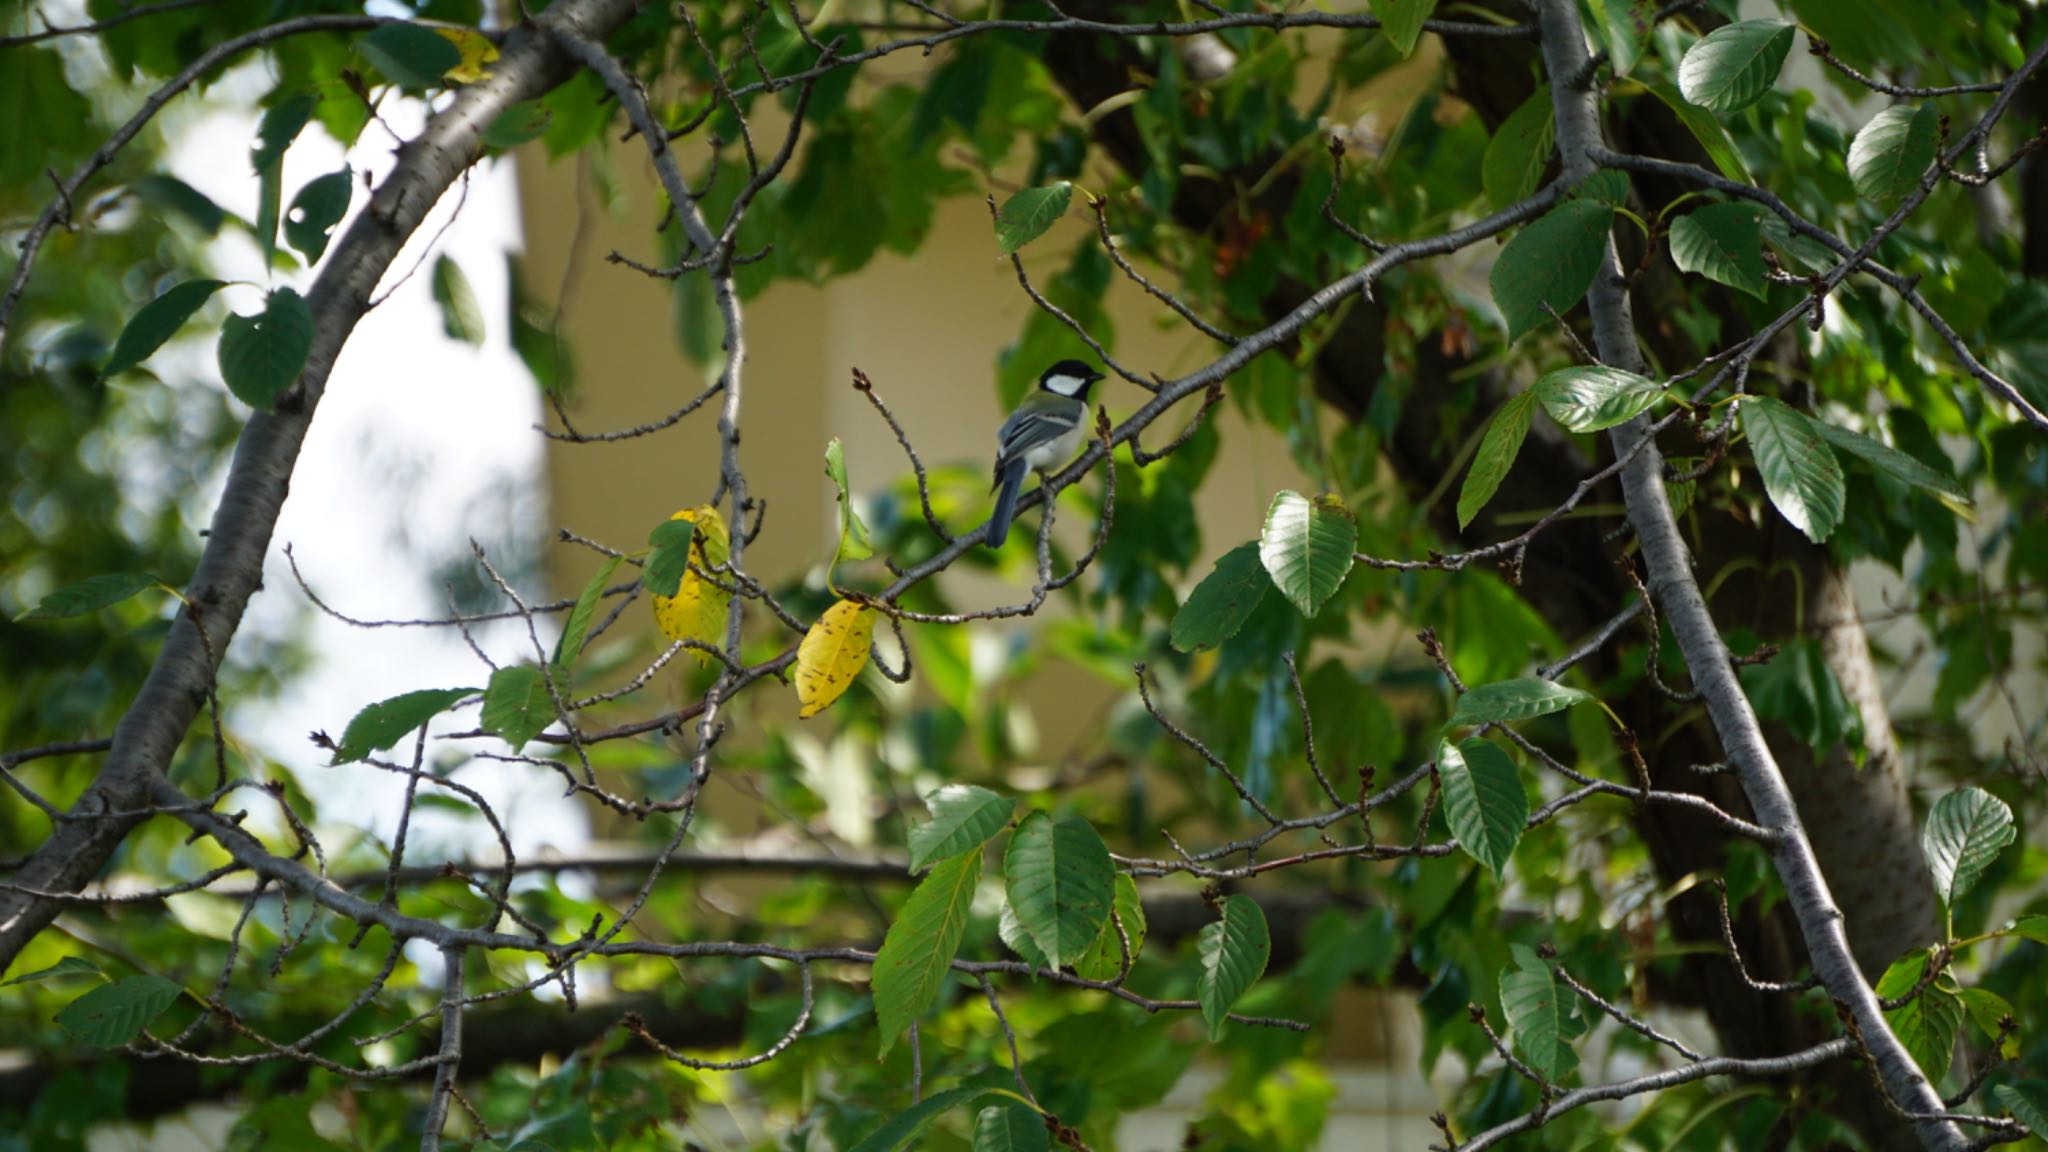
[1677,20,1795,113]
[908,785,1013,872]
[482,102,553,150]
[1459,392,1536,529]
[554,555,622,669]
[1449,677,1591,727]
[1489,199,1613,341]
[1369,0,1437,57]
[1994,1082,2048,1138]
[431,255,486,347]
[1642,81,1752,183]
[1500,944,1574,1079]
[998,900,1050,969]
[1805,418,1970,503]
[995,183,1072,254]
[1921,786,2015,905]
[1586,0,1657,76]
[1003,812,1114,971]
[1848,104,1939,205]
[1876,951,1961,1080]
[102,280,227,379]
[1957,987,2019,1060]
[872,852,982,1057]
[644,518,697,598]
[218,287,314,408]
[1170,541,1271,652]
[333,687,476,763]
[1535,365,1664,433]
[132,174,226,236]
[850,1086,1005,1152]
[1258,491,1357,618]
[1196,894,1271,1040]
[252,93,316,264]
[55,975,184,1046]
[2010,915,2048,945]
[1073,873,1148,981]
[1482,92,1555,212]
[1740,396,1844,543]
[1438,738,1526,880]
[481,665,555,752]
[2,956,105,987]
[825,438,875,564]
[1739,636,1861,754]
[1669,202,1766,298]
[1570,169,1630,208]
[358,23,462,90]
[283,167,352,265]
[973,1103,1050,1152]
[14,572,160,621]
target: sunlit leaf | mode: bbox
[1678,20,1794,113]
[795,600,875,718]
[1196,894,1270,1040]
[1740,396,1844,543]
[1259,491,1356,618]
[1536,365,1663,433]
[1073,873,1147,982]
[908,785,1012,872]
[1848,104,1939,205]
[995,183,1072,253]
[1922,786,2015,905]
[650,506,731,654]
[1004,812,1113,970]
[1449,678,1591,727]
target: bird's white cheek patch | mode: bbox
[1044,374,1089,396]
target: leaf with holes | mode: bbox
[1483,92,1554,212]
[973,1103,1050,1152]
[1922,786,2015,905]
[1004,812,1114,971]
[1994,1082,2048,1139]
[1677,20,1794,113]
[1740,396,1844,543]
[1439,738,1526,880]
[56,975,185,1047]
[1369,0,1436,57]
[1073,873,1148,982]
[2,956,104,987]
[1259,491,1356,618]
[14,572,162,622]
[1536,365,1664,433]
[1458,392,1536,530]
[795,600,876,718]
[1848,104,1939,205]
[102,280,225,379]
[481,664,554,752]
[552,555,621,670]
[908,785,1013,872]
[218,287,313,408]
[826,438,874,564]
[432,255,485,347]
[1500,944,1578,1079]
[1171,542,1271,652]
[1805,416,1970,504]
[283,167,351,265]
[334,687,476,764]
[1449,677,1591,727]
[1197,894,1271,1040]
[872,851,981,1057]
[1490,199,1613,341]
[1669,202,1766,298]
[995,183,1072,254]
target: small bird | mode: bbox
[986,359,1104,549]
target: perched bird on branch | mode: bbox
[986,359,1103,549]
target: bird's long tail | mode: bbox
[987,458,1027,549]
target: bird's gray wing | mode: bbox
[994,404,1082,467]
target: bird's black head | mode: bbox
[1040,359,1104,400]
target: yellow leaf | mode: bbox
[650,506,732,657]
[435,27,498,84]
[795,600,875,718]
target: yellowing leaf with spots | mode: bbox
[435,27,499,84]
[795,599,875,718]
[650,506,732,657]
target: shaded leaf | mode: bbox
[1459,392,1536,529]
[1995,1082,2048,1138]
[644,518,697,598]
[795,600,876,718]
[55,975,184,1046]
[995,183,1072,253]
[283,167,351,265]
[482,102,552,150]
[1678,20,1794,113]
[1922,787,2015,905]
[334,687,476,763]
[850,1086,1007,1152]
[102,279,226,379]
[251,93,316,264]
[909,785,1013,872]
[1170,541,1271,652]
[1196,894,1271,1040]
[481,664,554,752]
[218,287,314,408]
[1876,951,1962,1080]
[1669,202,1766,298]
[1806,416,1970,503]
[1483,91,1555,211]
[1490,199,1613,341]
[1848,104,1939,205]
[1643,81,1752,182]
[872,852,981,1056]
[1369,0,1437,57]
[1500,944,1576,1079]
[2,956,105,987]
[1258,491,1357,618]
[432,255,485,347]
[436,26,498,84]
[1741,396,1844,543]
[1439,738,1526,879]
[2010,915,2048,945]
[1957,987,2019,1060]
[973,1103,1050,1152]
[132,174,226,236]
[1449,677,1591,727]
[1536,365,1663,433]
[825,438,874,564]
[15,572,160,621]
[358,23,462,89]
[1004,812,1114,970]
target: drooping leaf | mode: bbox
[1449,677,1591,727]
[1677,20,1795,113]
[1642,82,1752,182]
[909,785,1013,872]
[1535,365,1664,433]
[1490,199,1613,341]
[1806,416,1970,503]
[973,1103,1051,1152]
[1196,894,1271,1040]
[218,287,314,408]
[1740,396,1844,543]
[1072,873,1148,982]
[482,102,553,150]
[431,255,486,347]
[1500,944,1576,1079]
[1170,541,1271,652]
[1921,786,2015,905]
[251,92,316,264]
[1459,392,1537,529]
[1669,202,1767,298]
[1848,104,1939,205]
[55,975,185,1047]
[872,852,982,1056]
[1876,951,1962,1080]
[795,600,876,718]
[553,555,621,669]
[995,183,1073,254]
[1258,491,1357,618]
[358,23,463,90]
[1482,92,1555,212]
[14,572,161,621]
[1369,0,1437,57]
[1995,1082,2048,1138]
[283,167,351,265]
[131,174,228,236]
[2,956,105,987]
[1957,987,2020,1060]
[1438,738,1526,880]
[333,687,476,764]
[825,438,875,564]
[650,506,732,653]
[644,518,698,598]
[480,664,555,752]
[1004,812,1114,970]
[102,280,226,379]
